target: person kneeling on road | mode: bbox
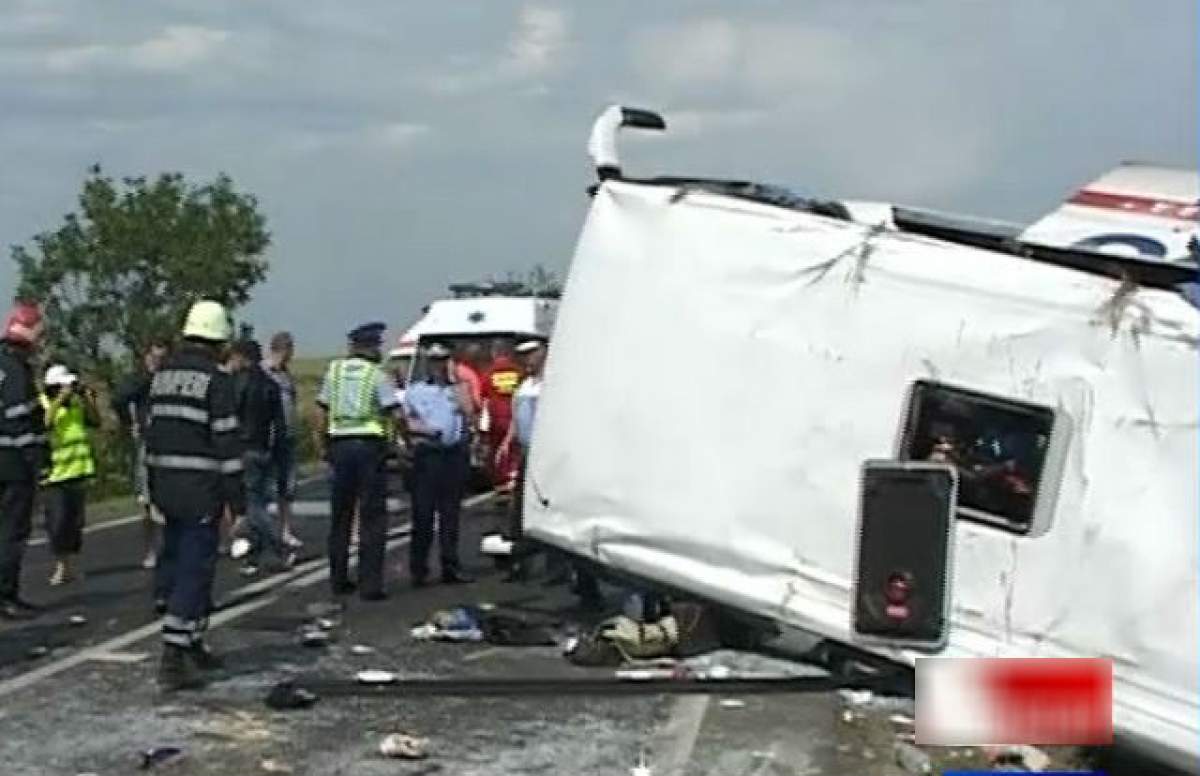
[146,300,244,692]
[228,337,295,577]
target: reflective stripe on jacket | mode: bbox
[40,394,95,483]
[324,358,386,438]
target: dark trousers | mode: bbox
[0,479,36,601]
[328,437,388,597]
[44,479,87,556]
[409,443,469,580]
[159,508,219,647]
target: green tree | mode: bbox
[12,165,270,383]
[503,263,562,297]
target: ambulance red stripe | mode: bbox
[1068,189,1200,221]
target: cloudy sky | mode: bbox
[2,0,1195,353]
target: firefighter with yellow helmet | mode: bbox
[146,300,245,691]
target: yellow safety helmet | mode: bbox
[182,299,232,342]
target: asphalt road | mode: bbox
[0,475,1184,776]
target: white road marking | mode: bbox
[288,497,404,518]
[649,695,711,776]
[461,645,505,663]
[87,651,149,664]
[28,473,329,547]
[0,491,495,700]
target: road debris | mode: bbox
[138,746,184,770]
[480,534,512,556]
[838,688,873,706]
[265,680,318,711]
[987,743,1052,772]
[260,758,294,773]
[380,733,429,760]
[305,601,344,618]
[193,710,274,744]
[299,627,331,648]
[411,607,484,642]
[893,741,932,774]
[356,669,397,685]
[629,751,652,776]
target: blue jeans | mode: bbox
[244,450,284,564]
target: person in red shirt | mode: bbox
[452,341,487,473]
[481,339,522,491]
[453,342,485,407]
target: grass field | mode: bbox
[292,357,331,462]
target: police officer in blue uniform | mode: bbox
[146,300,244,691]
[403,342,476,587]
[315,322,402,602]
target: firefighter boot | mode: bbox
[189,640,225,671]
[158,644,206,691]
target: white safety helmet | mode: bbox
[182,299,232,342]
[44,364,78,387]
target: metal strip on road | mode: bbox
[290,673,886,698]
[0,491,496,699]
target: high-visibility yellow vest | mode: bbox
[325,358,387,438]
[40,394,95,484]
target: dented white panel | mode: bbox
[526,180,1200,765]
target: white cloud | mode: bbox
[370,122,431,149]
[282,122,430,155]
[128,25,230,71]
[423,3,570,95]
[660,108,770,139]
[632,18,739,87]
[632,18,863,97]
[508,4,568,77]
[44,25,230,74]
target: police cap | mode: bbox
[348,321,386,347]
[425,342,452,359]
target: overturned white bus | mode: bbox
[524,106,1199,770]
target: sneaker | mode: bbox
[142,551,158,570]
[283,550,299,570]
[282,531,304,550]
[149,506,166,526]
[239,563,260,578]
[49,562,68,587]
